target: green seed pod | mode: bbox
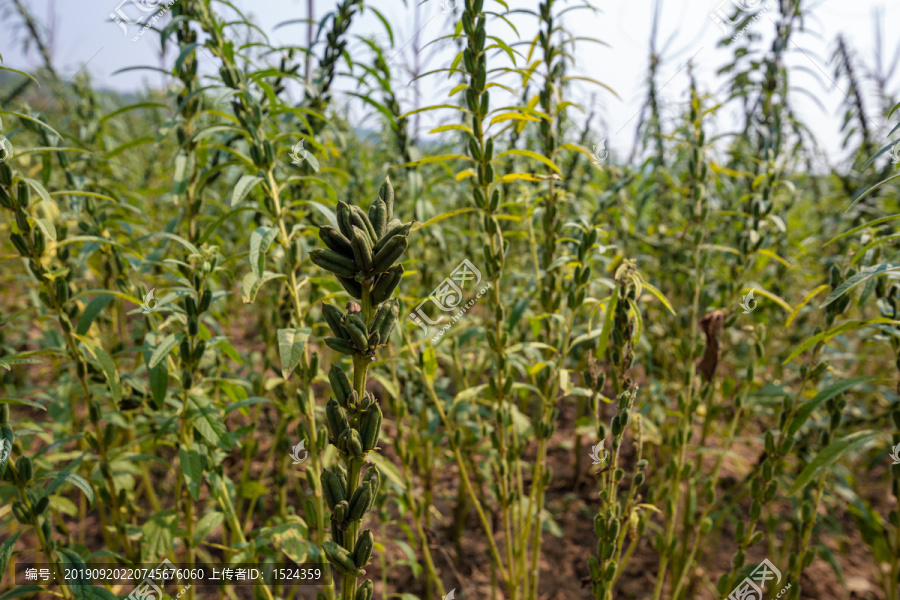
[378,177,394,219]
[16,457,33,482]
[344,314,370,351]
[193,340,207,362]
[370,298,399,336]
[199,290,212,313]
[0,405,8,424]
[0,162,12,186]
[33,496,50,516]
[33,229,46,254]
[348,481,373,520]
[337,201,354,238]
[333,500,349,524]
[353,529,375,567]
[355,580,374,600]
[310,249,357,278]
[588,556,602,580]
[12,501,30,524]
[372,221,412,255]
[360,404,382,452]
[364,467,381,499]
[372,234,408,272]
[349,205,377,244]
[182,370,194,390]
[322,541,357,575]
[371,265,404,305]
[326,337,357,355]
[326,398,350,439]
[180,339,192,361]
[103,424,116,447]
[16,182,29,207]
[188,316,199,337]
[329,364,352,405]
[322,469,344,509]
[10,233,29,256]
[0,186,13,208]
[351,226,375,272]
[184,295,197,317]
[347,430,364,457]
[319,226,354,257]
[336,276,364,300]
[368,199,387,239]
[322,304,347,338]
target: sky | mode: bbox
[2,0,899,166]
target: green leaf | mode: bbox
[789,377,879,435]
[271,523,310,564]
[277,328,311,380]
[56,548,89,593]
[188,396,232,450]
[224,396,271,415]
[595,292,618,360]
[0,586,45,600]
[76,296,112,335]
[0,532,23,585]
[149,333,182,369]
[494,149,561,174]
[250,226,279,277]
[37,472,95,508]
[32,217,56,242]
[194,512,225,545]
[179,444,203,501]
[789,431,879,495]
[640,280,676,316]
[822,263,900,307]
[422,344,437,381]
[0,398,46,411]
[144,348,169,410]
[232,174,263,207]
[141,512,176,561]
[782,318,900,364]
[241,271,284,304]
[75,336,121,404]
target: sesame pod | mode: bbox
[184,295,197,317]
[199,290,212,313]
[372,222,412,255]
[33,496,50,516]
[360,404,382,452]
[350,226,374,272]
[103,424,116,447]
[0,186,12,208]
[337,201,354,238]
[17,456,33,482]
[330,518,343,546]
[355,580,374,600]
[319,226,354,257]
[378,177,394,219]
[0,405,8,424]
[368,198,387,239]
[180,339,192,361]
[188,316,199,337]
[321,469,344,509]
[371,265,403,305]
[372,235,408,272]
[12,501,30,524]
[369,298,397,334]
[329,364,352,405]
[347,429,364,457]
[348,481,373,520]
[336,464,349,494]
[333,500,349,524]
[349,205,378,244]
[322,541,357,575]
[336,276,363,300]
[344,314,370,351]
[326,398,350,438]
[353,529,375,567]
[16,181,29,207]
[10,233,29,256]
[322,304,347,338]
[310,249,358,278]
[15,210,30,234]
[375,299,399,343]
[0,162,12,186]
[326,337,357,355]
[193,340,207,362]
[363,466,381,499]
[33,229,45,254]
[56,280,69,304]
